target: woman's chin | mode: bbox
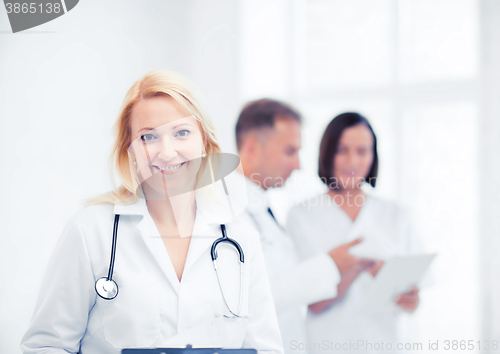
[337,176,364,189]
[143,179,197,198]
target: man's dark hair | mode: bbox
[235,98,302,150]
[318,112,378,188]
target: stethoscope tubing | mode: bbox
[107,214,120,280]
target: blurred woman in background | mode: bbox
[287,112,422,354]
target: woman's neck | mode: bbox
[328,187,364,199]
[328,187,366,222]
[143,187,196,282]
[144,188,197,238]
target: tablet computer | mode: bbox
[359,253,436,313]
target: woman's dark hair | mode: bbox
[318,112,378,189]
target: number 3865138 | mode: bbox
[5,2,62,14]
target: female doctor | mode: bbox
[287,112,423,354]
[20,70,283,354]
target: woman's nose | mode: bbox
[346,152,359,165]
[157,138,178,162]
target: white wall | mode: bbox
[479,0,500,347]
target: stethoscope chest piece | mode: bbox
[95,277,119,300]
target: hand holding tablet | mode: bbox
[359,254,435,314]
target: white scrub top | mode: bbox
[287,193,424,354]
[239,177,340,354]
[20,195,283,354]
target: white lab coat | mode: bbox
[20,191,283,354]
[238,177,340,354]
[287,193,424,354]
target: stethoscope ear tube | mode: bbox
[211,224,244,262]
[95,214,120,300]
[211,224,246,318]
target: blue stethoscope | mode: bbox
[94,215,246,318]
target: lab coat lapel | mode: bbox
[183,209,219,276]
[114,198,181,294]
[135,212,182,293]
[243,175,268,216]
[182,185,234,276]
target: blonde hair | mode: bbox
[85,70,221,205]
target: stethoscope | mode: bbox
[94,215,247,318]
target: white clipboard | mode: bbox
[359,254,436,314]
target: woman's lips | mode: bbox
[153,162,187,175]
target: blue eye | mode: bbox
[176,129,190,137]
[141,133,156,142]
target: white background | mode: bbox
[1,0,499,353]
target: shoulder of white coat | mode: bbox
[71,202,115,226]
[49,203,115,259]
[64,203,116,245]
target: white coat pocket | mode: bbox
[216,316,248,348]
[101,272,160,348]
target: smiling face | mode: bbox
[129,96,205,198]
[333,124,374,190]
